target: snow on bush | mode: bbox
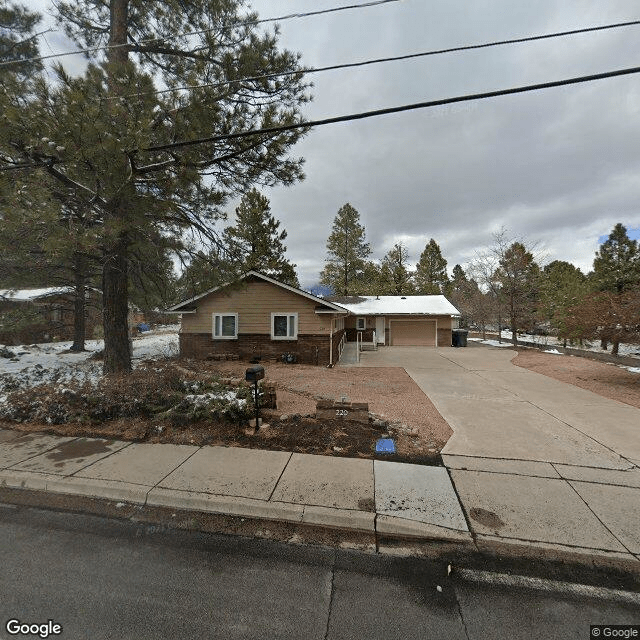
[0,327,252,425]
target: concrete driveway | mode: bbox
[352,343,640,556]
[353,343,640,469]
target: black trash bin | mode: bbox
[452,329,469,347]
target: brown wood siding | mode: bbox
[180,280,331,335]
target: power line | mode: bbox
[4,61,640,174]
[106,18,640,102]
[140,63,640,153]
[0,0,402,68]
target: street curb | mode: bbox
[0,483,638,592]
[146,487,305,523]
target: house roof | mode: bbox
[0,287,74,302]
[167,271,350,314]
[330,295,460,316]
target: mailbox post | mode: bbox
[245,365,265,433]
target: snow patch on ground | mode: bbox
[0,325,180,403]
[620,366,640,374]
[499,331,640,359]
[468,338,513,348]
[543,349,562,355]
[184,391,246,408]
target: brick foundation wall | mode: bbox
[179,332,333,366]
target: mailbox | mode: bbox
[245,365,265,383]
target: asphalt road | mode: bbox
[0,503,638,640]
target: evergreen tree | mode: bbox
[539,260,588,344]
[494,241,540,345]
[378,242,415,295]
[0,0,46,282]
[0,1,42,85]
[224,189,299,287]
[592,223,640,293]
[320,203,371,295]
[354,260,383,295]
[588,224,640,354]
[175,247,238,302]
[414,239,449,294]
[1,0,311,373]
[449,264,468,294]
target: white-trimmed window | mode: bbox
[212,313,238,339]
[356,317,366,330]
[271,312,298,340]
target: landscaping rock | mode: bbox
[0,346,16,359]
[316,398,369,424]
[260,382,277,409]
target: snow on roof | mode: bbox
[334,295,460,316]
[0,287,73,302]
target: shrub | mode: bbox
[0,362,251,426]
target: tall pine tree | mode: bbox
[592,223,639,294]
[320,203,371,295]
[494,241,540,345]
[224,189,299,287]
[414,239,449,294]
[589,224,640,354]
[378,242,415,295]
[1,0,311,373]
[539,260,588,344]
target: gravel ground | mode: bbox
[185,359,453,448]
[512,349,640,409]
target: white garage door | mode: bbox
[390,320,436,346]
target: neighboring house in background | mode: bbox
[328,295,460,347]
[0,287,101,345]
[167,271,349,365]
[168,271,461,365]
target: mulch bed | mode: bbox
[0,413,442,465]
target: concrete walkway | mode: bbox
[352,343,640,564]
[0,430,469,544]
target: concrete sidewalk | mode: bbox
[0,424,638,573]
[0,429,469,545]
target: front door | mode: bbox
[375,317,385,345]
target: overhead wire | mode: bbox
[102,18,640,102]
[0,0,402,68]
[5,61,637,175]
[139,63,640,153]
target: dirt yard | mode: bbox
[1,358,451,465]
[512,349,640,409]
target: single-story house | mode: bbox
[0,287,100,345]
[168,271,461,365]
[328,295,460,347]
[167,271,350,365]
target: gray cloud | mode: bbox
[29,0,640,285]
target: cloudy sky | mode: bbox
[32,0,640,287]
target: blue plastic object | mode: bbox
[375,438,396,454]
[137,322,151,332]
